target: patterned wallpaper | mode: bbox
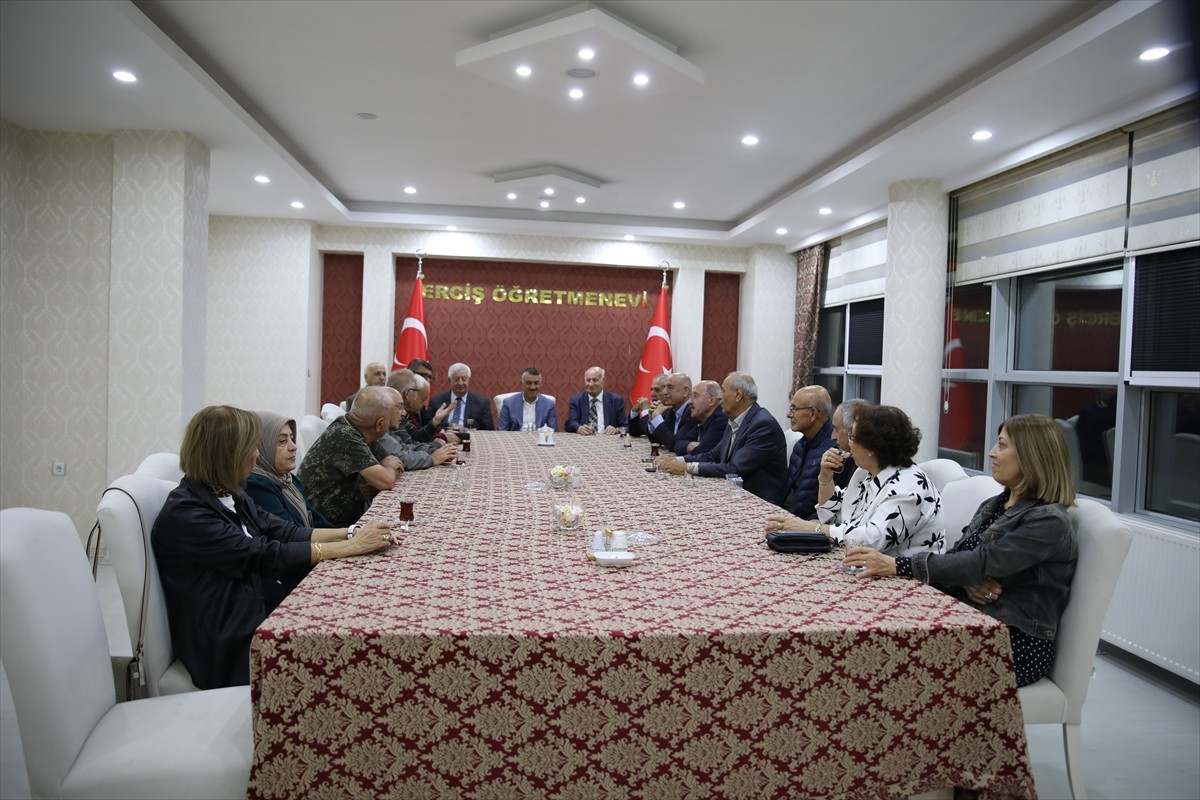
[701,272,740,382]
[739,245,798,422]
[0,122,113,537]
[320,252,364,405]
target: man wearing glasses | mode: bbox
[781,386,842,520]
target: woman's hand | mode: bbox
[765,512,809,532]
[348,521,395,555]
[819,448,846,480]
[965,579,1003,605]
[843,546,896,578]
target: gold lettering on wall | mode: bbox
[426,284,649,309]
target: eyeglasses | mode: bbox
[846,432,857,442]
[788,405,815,414]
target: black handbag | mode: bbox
[765,531,832,554]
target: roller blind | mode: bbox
[1131,246,1200,374]
[1128,105,1200,252]
[824,220,887,306]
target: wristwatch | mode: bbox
[347,524,359,539]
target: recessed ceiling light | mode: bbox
[543,187,555,196]
[819,207,832,215]
[624,235,635,241]
[446,225,457,231]
[673,201,686,209]
[1139,47,1170,61]
[355,112,377,120]
[112,70,137,83]
[254,175,270,184]
[633,73,649,86]
[403,186,416,195]
[568,88,584,99]
[972,130,993,141]
[775,227,788,235]
[506,192,518,200]
[290,201,304,209]
[516,65,532,77]
[540,200,550,208]
[578,48,595,61]
[576,196,586,204]
[741,135,759,146]
[567,68,596,79]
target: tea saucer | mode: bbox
[594,550,635,567]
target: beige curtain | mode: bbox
[792,244,825,389]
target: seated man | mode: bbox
[628,374,668,437]
[388,370,459,445]
[407,359,437,428]
[429,362,494,430]
[648,373,697,451]
[374,375,457,470]
[781,385,840,520]
[342,361,387,410]
[498,367,557,431]
[675,380,727,457]
[566,366,628,435]
[299,386,404,526]
[660,372,787,506]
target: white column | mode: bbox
[671,262,705,382]
[881,179,948,461]
[362,245,397,369]
[739,244,796,422]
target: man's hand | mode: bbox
[602,425,622,435]
[432,401,454,427]
[442,430,461,445]
[380,455,404,474]
[657,457,685,476]
[430,443,458,465]
[632,397,650,412]
[576,423,596,436]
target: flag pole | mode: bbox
[415,248,425,279]
[660,260,669,289]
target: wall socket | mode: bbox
[52,461,66,477]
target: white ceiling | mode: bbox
[1,0,1195,249]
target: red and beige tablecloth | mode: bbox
[249,431,1035,799]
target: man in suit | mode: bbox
[407,359,437,428]
[342,361,388,410]
[566,366,629,435]
[628,373,668,437]
[429,362,494,431]
[498,367,557,431]
[781,385,842,520]
[660,371,787,506]
[647,373,697,451]
[674,380,727,457]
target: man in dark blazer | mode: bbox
[673,380,727,457]
[566,366,629,435]
[661,371,787,506]
[648,373,698,451]
[428,362,494,430]
[628,373,668,437]
[497,367,557,431]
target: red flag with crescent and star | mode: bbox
[392,277,429,369]
[630,285,673,403]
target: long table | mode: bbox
[248,431,1036,799]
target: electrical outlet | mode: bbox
[52,461,66,477]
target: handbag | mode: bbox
[765,531,832,554]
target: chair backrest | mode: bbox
[917,458,969,491]
[298,415,329,450]
[135,452,184,483]
[939,474,1004,550]
[97,473,193,696]
[0,507,116,798]
[494,392,518,421]
[1056,418,1084,492]
[784,429,802,462]
[1054,499,1132,723]
[320,402,346,421]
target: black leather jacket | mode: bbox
[910,496,1076,640]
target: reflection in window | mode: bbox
[814,373,844,406]
[1013,384,1116,499]
[939,380,988,470]
[815,305,846,368]
[947,284,991,370]
[1146,392,1200,522]
[855,376,881,404]
[1015,264,1122,372]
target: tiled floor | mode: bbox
[2,566,1198,799]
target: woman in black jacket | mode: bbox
[152,405,395,689]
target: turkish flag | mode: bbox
[392,277,429,369]
[630,285,673,403]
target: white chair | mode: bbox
[917,457,969,491]
[0,507,252,800]
[939,474,1003,550]
[97,473,198,697]
[784,429,802,462]
[1019,498,1132,800]
[134,452,183,483]
[320,402,346,421]
[299,414,329,451]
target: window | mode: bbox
[1015,263,1122,373]
[1145,391,1200,522]
[815,305,845,368]
[939,380,989,471]
[948,284,991,369]
[1013,384,1116,499]
[847,299,884,366]
[1131,248,1200,376]
[813,300,883,407]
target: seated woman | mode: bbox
[152,405,396,689]
[767,404,945,556]
[842,414,1077,687]
[246,411,332,529]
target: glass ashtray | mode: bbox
[626,530,660,546]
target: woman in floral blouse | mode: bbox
[767,404,945,557]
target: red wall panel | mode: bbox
[702,272,740,383]
[320,254,363,405]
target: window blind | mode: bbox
[1127,104,1200,252]
[1131,246,1200,374]
[824,220,887,306]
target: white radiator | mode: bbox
[1101,516,1200,683]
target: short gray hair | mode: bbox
[696,380,721,400]
[837,398,869,428]
[387,369,417,393]
[448,362,471,379]
[585,366,605,379]
[726,371,758,402]
[349,386,393,425]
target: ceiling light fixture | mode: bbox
[972,130,993,141]
[290,201,304,209]
[516,65,532,77]
[543,187,555,195]
[567,68,596,78]
[112,70,137,83]
[568,88,584,99]
[576,196,586,204]
[775,227,788,235]
[355,112,377,120]
[1139,47,1169,61]
[624,235,635,241]
[506,192,518,200]
[254,175,270,184]
[578,48,595,60]
[819,207,832,215]
[633,73,649,86]
[403,186,417,195]
[673,201,685,209]
[741,135,759,146]
[446,225,457,231]
[540,200,550,208]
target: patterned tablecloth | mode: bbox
[249,431,1036,800]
